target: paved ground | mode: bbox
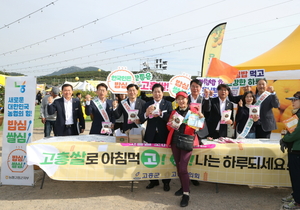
[0,122,292,210]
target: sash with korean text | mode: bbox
[93,98,110,122]
[237,91,271,139]
[121,99,140,127]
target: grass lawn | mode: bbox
[0,105,92,131]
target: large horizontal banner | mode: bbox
[27,137,290,187]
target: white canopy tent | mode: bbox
[63,81,96,91]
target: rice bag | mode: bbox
[149,102,160,119]
[220,110,232,124]
[101,122,112,134]
[249,105,260,119]
[167,111,184,130]
[128,110,139,124]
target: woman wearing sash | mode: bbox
[229,79,279,138]
[85,83,115,135]
[281,91,300,209]
[235,91,259,139]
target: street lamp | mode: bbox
[98,69,101,80]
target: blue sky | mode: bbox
[0,0,299,77]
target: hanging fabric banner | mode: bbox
[201,22,227,77]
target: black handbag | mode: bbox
[176,133,194,151]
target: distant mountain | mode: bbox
[45,66,102,76]
[0,71,24,76]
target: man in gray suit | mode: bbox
[188,79,210,186]
[188,79,209,140]
[40,87,60,137]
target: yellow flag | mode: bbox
[201,23,227,77]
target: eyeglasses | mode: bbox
[218,89,228,92]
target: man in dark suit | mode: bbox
[85,83,115,135]
[47,84,85,136]
[139,83,172,191]
[203,84,234,139]
[113,84,145,132]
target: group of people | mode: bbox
[39,79,300,209]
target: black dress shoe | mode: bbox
[191,180,200,186]
[175,188,183,196]
[146,182,159,189]
[180,194,189,207]
[163,183,170,191]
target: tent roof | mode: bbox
[235,25,300,72]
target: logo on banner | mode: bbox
[7,149,28,173]
[14,81,26,93]
[133,171,142,180]
[141,149,160,168]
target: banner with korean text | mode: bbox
[197,69,265,97]
[139,81,169,92]
[27,140,290,187]
[1,76,36,186]
[228,69,265,96]
[168,73,192,98]
[106,66,135,94]
[196,77,224,98]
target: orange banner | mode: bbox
[206,58,239,84]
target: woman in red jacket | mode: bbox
[166,91,204,207]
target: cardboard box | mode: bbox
[114,129,129,143]
[116,136,128,143]
[126,128,144,143]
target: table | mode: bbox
[27,135,291,187]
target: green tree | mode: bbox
[0,85,4,109]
